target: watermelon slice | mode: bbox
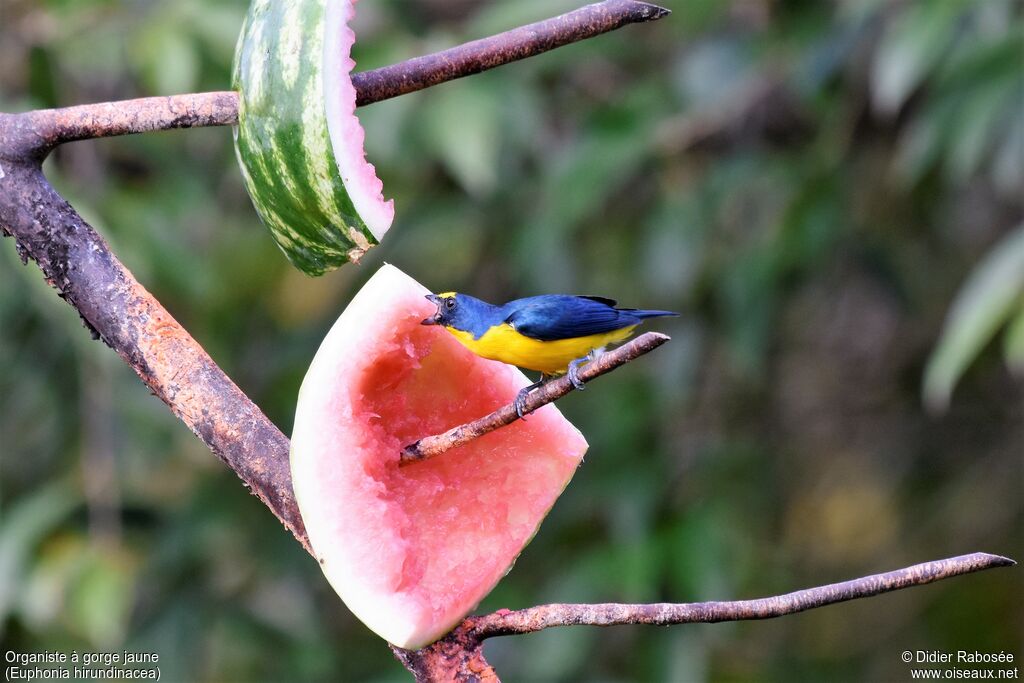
[290,265,588,649]
[233,0,394,276]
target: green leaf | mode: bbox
[871,0,965,115]
[0,481,79,629]
[993,93,1024,196]
[421,81,501,197]
[1003,303,1024,375]
[133,25,200,95]
[924,226,1024,412]
[946,78,1019,183]
[68,552,136,648]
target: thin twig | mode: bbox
[400,332,670,466]
[3,0,669,153]
[394,553,1015,680]
[354,0,671,106]
[465,552,1016,638]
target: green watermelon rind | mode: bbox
[232,0,393,276]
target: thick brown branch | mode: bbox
[0,161,310,554]
[392,639,498,683]
[400,332,671,466]
[11,91,239,157]
[2,0,668,154]
[461,552,1015,639]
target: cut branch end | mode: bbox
[634,3,673,21]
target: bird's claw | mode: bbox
[514,375,550,419]
[514,387,531,419]
[567,358,587,391]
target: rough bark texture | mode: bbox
[0,157,308,551]
[12,91,239,152]
[392,636,498,683]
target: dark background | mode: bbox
[1,0,1021,680]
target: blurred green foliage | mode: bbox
[925,225,1024,412]
[1,0,1022,681]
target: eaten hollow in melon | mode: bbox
[233,0,394,276]
[291,265,588,649]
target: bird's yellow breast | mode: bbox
[442,323,637,375]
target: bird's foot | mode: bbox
[514,387,531,419]
[514,375,549,419]
[567,357,588,390]
[567,348,603,391]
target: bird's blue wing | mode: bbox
[504,296,636,341]
[578,295,618,307]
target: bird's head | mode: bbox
[421,291,462,328]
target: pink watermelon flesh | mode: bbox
[290,264,588,649]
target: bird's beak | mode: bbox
[421,294,441,325]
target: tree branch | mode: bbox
[12,91,240,156]
[400,332,671,466]
[3,0,669,154]
[353,0,670,106]
[463,552,1015,638]
[394,553,1014,681]
[0,161,311,553]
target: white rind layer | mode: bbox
[324,0,394,240]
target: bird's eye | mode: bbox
[445,298,455,309]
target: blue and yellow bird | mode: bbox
[421,292,678,416]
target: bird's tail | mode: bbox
[627,309,680,319]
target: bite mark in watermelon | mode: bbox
[290,265,588,649]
